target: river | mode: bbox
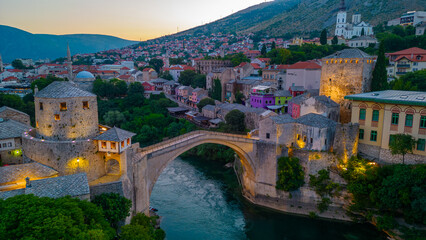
[150,157,386,240]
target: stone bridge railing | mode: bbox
[138,130,254,157]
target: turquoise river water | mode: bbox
[150,157,386,240]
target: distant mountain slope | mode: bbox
[178,0,426,37]
[0,25,137,62]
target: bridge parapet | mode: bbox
[138,130,254,156]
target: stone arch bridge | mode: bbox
[128,130,278,214]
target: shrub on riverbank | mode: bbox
[276,157,305,191]
[120,213,165,240]
[341,156,426,228]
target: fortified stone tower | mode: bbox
[34,81,99,140]
[319,48,375,122]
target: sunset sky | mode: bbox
[0,0,269,41]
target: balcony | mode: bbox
[396,72,407,75]
[396,64,410,68]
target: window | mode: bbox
[83,101,89,109]
[303,136,307,142]
[266,133,270,139]
[359,129,364,140]
[7,142,12,147]
[101,142,107,148]
[121,141,125,148]
[310,138,313,144]
[2,143,6,148]
[111,142,116,150]
[54,114,60,121]
[359,109,366,120]
[370,130,377,142]
[391,113,399,125]
[60,102,67,111]
[127,139,130,145]
[297,134,300,140]
[372,110,379,122]
[405,114,413,127]
[417,139,425,151]
[421,116,426,128]
[39,102,43,110]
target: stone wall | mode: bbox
[359,142,426,165]
[333,123,359,161]
[0,108,30,125]
[90,181,124,199]
[0,138,24,165]
[35,96,99,140]
[22,136,106,181]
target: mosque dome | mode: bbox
[75,71,95,81]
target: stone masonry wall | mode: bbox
[35,96,99,140]
[333,123,359,161]
[22,136,106,181]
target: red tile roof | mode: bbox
[388,47,426,62]
[288,61,321,69]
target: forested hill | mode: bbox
[0,25,137,62]
[176,0,426,38]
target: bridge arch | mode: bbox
[132,131,259,214]
[147,138,256,195]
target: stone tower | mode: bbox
[66,44,73,81]
[0,53,3,72]
[335,0,347,37]
[34,81,99,140]
[319,48,375,122]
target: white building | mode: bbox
[346,36,378,48]
[334,1,373,39]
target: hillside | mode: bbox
[0,25,137,62]
[178,0,426,37]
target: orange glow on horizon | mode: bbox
[0,0,270,41]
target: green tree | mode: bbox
[234,91,245,104]
[103,110,125,127]
[210,78,222,101]
[193,74,206,88]
[92,193,131,231]
[261,44,267,55]
[389,78,418,91]
[271,41,276,49]
[178,70,196,86]
[276,157,305,191]
[11,59,26,69]
[225,109,245,132]
[389,134,416,164]
[229,53,250,67]
[197,97,215,111]
[159,71,173,80]
[0,194,115,240]
[392,69,426,91]
[120,213,165,240]
[331,36,338,45]
[320,29,327,45]
[148,59,164,73]
[371,43,389,91]
[123,82,145,107]
[31,75,64,91]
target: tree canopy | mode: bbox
[320,29,327,45]
[371,43,389,91]
[0,194,115,240]
[148,59,164,73]
[92,193,132,231]
[225,109,245,132]
[197,97,215,112]
[389,134,416,164]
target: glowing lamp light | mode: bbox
[77,158,80,163]
[41,139,45,142]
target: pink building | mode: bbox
[142,81,155,91]
[285,61,321,90]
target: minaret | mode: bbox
[0,53,3,72]
[66,43,73,81]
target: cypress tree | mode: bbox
[271,41,276,50]
[371,43,389,91]
[320,29,327,45]
[261,44,267,56]
[331,36,338,45]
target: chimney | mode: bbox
[34,85,39,94]
[25,177,31,188]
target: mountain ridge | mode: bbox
[0,25,137,62]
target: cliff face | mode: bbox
[178,0,426,37]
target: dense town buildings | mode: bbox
[386,47,426,78]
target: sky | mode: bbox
[0,0,270,41]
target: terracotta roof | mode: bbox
[388,47,426,56]
[251,63,262,69]
[288,61,321,69]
